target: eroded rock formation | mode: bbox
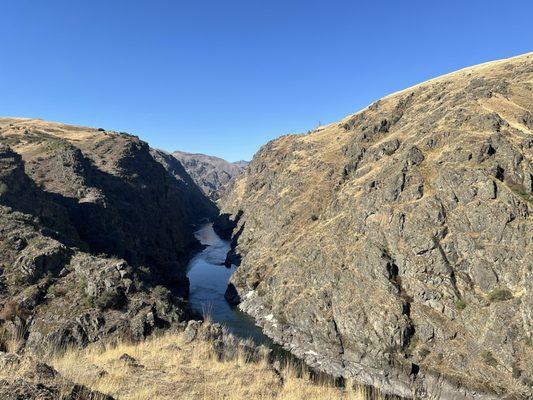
[220,53,533,399]
[0,119,216,353]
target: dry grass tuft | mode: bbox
[48,324,384,400]
[0,322,27,353]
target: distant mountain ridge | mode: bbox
[171,150,248,200]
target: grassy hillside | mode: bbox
[47,322,384,400]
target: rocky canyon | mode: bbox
[220,53,533,399]
[0,53,532,400]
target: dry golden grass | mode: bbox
[48,326,383,400]
[0,322,27,354]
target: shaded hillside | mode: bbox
[220,53,533,399]
[172,150,248,200]
[0,118,216,355]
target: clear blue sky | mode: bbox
[1,1,531,161]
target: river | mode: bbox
[186,222,366,392]
[187,222,274,345]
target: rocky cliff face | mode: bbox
[220,53,533,399]
[172,150,248,200]
[0,118,216,353]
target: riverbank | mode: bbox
[187,223,270,344]
[0,224,387,399]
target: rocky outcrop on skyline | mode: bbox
[220,53,533,399]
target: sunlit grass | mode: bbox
[46,322,385,400]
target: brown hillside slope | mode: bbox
[0,119,216,356]
[220,53,533,399]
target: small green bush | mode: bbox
[487,288,513,302]
[9,271,27,286]
[455,298,466,310]
[46,284,66,297]
[94,289,126,310]
[77,276,87,291]
[81,295,95,309]
[44,139,70,151]
[0,263,11,271]
[481,350,498,367]
[508,183,533,204]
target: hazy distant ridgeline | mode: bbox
[172,150,248,201]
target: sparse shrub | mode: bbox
[94,289,126,310]
[487,288,513,302]
[507,182,533,203]
[44,139,70,151]
[383,344,400,354]
[408,335,419,350]
[0,323,27,353]
[77,276,88,291]
[47,284,66,297]
[81,294,95,309]
[0,327,8,352]
[0,299,28,321]
[455,298,466,310]
[8,270,28,286]
[481,349,498,367]
[418,347,431,358]
[65,279,77,292]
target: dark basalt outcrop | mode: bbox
[0,119,216,353]
[220,53,533,399]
